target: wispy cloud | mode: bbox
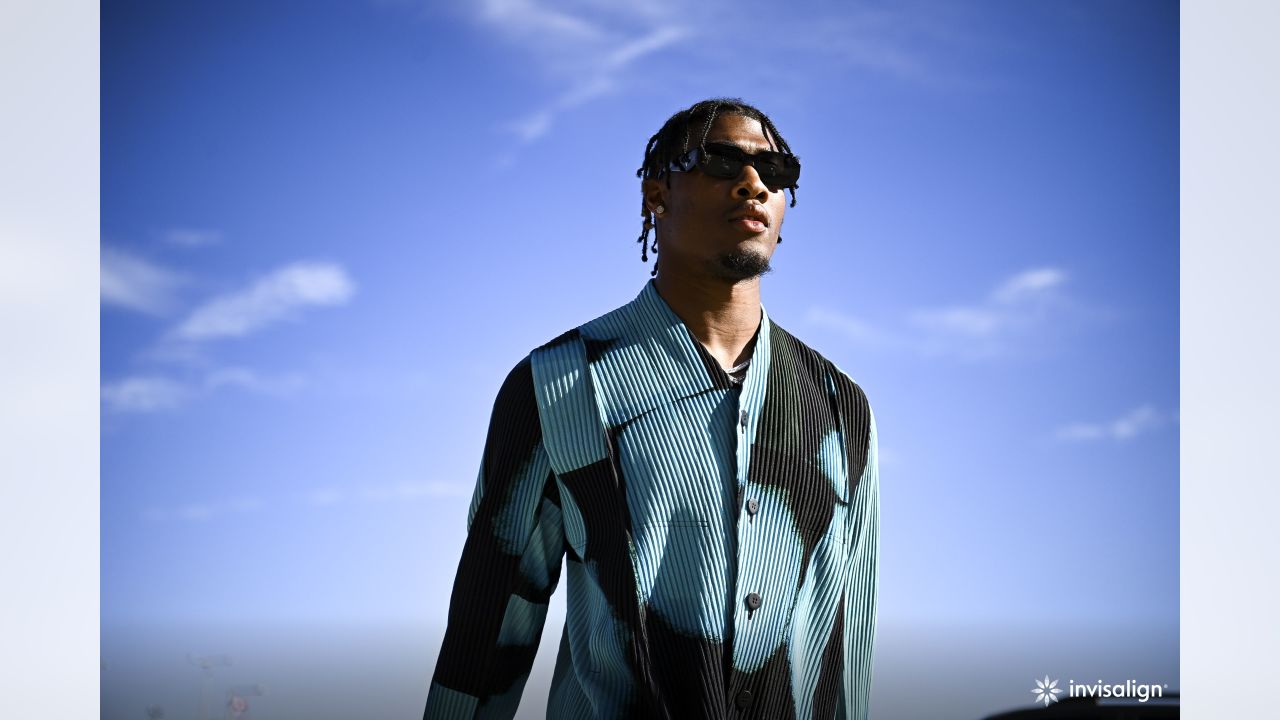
[359,480,472,501]
[305,480,471,507]
[106,260,349,413]
[204,367,306,396]
[141,481,469,523]
[805,307,902,349]
[909,267,1065,340]
[426,0,984,147]
[142,496,264,522]
[1055,405,1177,443]
[786,1,982,87]
[101,247,186,315]
[101,376,190,413]
[160,228,222,248]
[304,481,473,507]
[511,24,691,142]
[465,0,691,143]
[808,267,1072,360]
[173,261,355,341]
[103,368,308,414]
[991,268,1065,304]
[479,0,604,47]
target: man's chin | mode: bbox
[711,247,774,282]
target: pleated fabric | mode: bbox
[425,280,878,720]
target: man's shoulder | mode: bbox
[768,317,869,404]
[769,318,877,457]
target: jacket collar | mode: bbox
[622,280,772,436]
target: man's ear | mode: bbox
[641,178,667,216]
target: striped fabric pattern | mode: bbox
[425,280,878,719]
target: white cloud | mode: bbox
[300,480,473,508]
[139,480,470,524]
[177,503,218,521]
[504,24,690,141]
[101,247,185,315]
[101,376,190,413]
[909,306,1005,338]
[806,306,898,348]
[607,25,687,67]
[992,267,1065,304]
[810,266,1071,360]
[480,0,604,46]
[360,480,472,501]
[909,267,1066,341]
[510,111,555,143]
[204,367,306,396]
[786,2,977,86]
[1055,405,1175,443]
[425,0,983,146]
[141,495,265,523]
[173,261,355,341]
[465,0,690,143]
[161,228,222,248]
[146,482,471,525]
[102,367,309,414]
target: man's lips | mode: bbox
[731,217,768,233]
[728,206,770,232]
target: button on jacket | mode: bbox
[425,279,879,719]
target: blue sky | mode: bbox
[101,1,1178,716]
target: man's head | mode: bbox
[635,98,800,283]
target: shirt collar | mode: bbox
[629,278,772,402]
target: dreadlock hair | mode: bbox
[634,98,799,276]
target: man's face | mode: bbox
[643,114,790,283]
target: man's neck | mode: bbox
[654,271,762,370]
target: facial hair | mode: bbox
[711,246,774,282]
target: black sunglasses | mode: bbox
[667,142,801,191]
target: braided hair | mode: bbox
[635,98,799,276]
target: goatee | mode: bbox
[712,247,773,281]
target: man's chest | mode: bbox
[601,370,853,549]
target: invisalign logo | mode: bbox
[1031,675,1169,706]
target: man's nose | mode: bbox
[733,165,771,201]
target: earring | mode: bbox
[654,205,665,215]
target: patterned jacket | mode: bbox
[425,279,879,719]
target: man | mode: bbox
[424,98,878,719]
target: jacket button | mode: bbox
[746,498,759,515]
[745,592,762,610]
[735,689,753,709]
[739,410,749,427]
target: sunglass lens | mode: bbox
[703,154,743,179]
[764,158,800,189]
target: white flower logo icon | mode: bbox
[1032,675,1062,706]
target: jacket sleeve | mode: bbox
[841,406,879,720]
[424,356,566,719]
